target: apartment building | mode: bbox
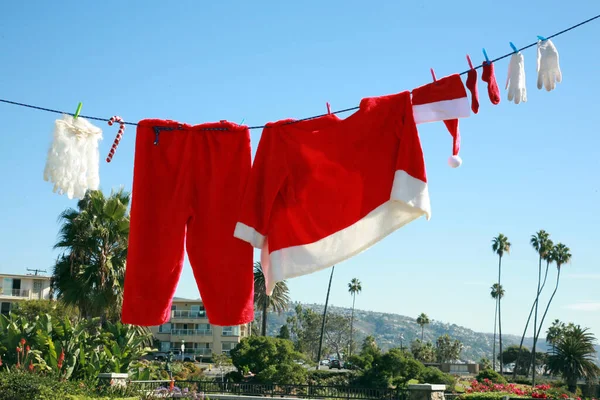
[150,297,251,361]
[0,272,52,315]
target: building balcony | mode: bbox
[170,310,207,321]
[170,329,213,336]
[0,288,31,298]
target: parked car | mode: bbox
[319,359,330,366]
[151,350,194,362]
[329,359,342,369]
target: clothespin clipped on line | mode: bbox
[326,102,331,115]
[74,102,82,120]
[509,42,518,53]
[482,48,490,64]
[466,55,474,70]
[430,68,437,82]
[239,118,245,125]
[537,35,547,41]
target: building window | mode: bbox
[32,280,43,300]
[221,342,235,355]
[160,342,170,352]
[1,302,10,316]
[222,326,239,336]
[2,278,12,296]
[158,323,171,333]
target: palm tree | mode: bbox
[52,189,130,322]
[492,234,511,374]
[348,278,362,357]
[490,283,504,371]
[547,325,600,392]
[533,242,571,385]
[416,313,430,342]
[253,262,290,336]
[546,319,566,354]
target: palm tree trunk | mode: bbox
[532,266,561,385]
[261,296,268,336]
[350,293,356,357]
[514,297,537,377]
[514,260,551,379]
[531,254,542,380]
[316,266,335,369]
[493,295,498,371]
[498,255,503,375]
[421,326,424,342]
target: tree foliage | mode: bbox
[229,336,307,384]
[435,334,463,363]
[254,262,290,336]
[416,313,430,341]
[411,339,436,363]
[51,189,130,322]
[324,313,351,361]
[277,325,291,340]
[10,300,79,323]
[348,278,362,356]
[547,325,600,392]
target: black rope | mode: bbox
[1,13,599,131]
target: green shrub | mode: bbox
[475,369,507,384]
[419,367,455,388]
[0,371,88,400]
[508,377,532,385]
[307,370,357,386]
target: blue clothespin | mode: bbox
[482,48,490,64]
[509,42,518,53]
[537,35,547,41]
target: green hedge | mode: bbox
[475,369,507,384]
[0,371,140,400]
[307,370,357,386]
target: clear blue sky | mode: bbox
[1,1,599,339]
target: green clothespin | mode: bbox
[240,118,245,125]
[74,102,82,119]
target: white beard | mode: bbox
[43,114,103,199]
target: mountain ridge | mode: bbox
[264,302,600,364]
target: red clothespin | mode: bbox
[430,68,437,82]
[466,54,474,70]
[326,102,331,114]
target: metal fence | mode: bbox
[129,380,410,400]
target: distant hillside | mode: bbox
[263,302,600,364]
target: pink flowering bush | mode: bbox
[462,378,577,400]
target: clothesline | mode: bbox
[1,13,599,130]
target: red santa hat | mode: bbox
[411,74,470,168]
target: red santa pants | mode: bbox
[121,119,254,327]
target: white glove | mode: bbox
[505,52,527,104]
[537,39,561,91]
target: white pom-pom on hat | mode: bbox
[448,155,462,168]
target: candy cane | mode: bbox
[106,116,125,163]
